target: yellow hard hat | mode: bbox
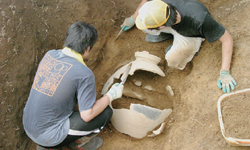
[135,0,171,30]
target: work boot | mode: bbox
[69,137,103,150]
[165,44,173,54]
[36,145,57,150]
[146,33,173,43]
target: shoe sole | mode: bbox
[81,137,103,150]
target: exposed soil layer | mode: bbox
[222,92,250,139]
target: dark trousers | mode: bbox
[41,105,113,148]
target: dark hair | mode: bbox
[63,21,98,54]
[164,4,177,27]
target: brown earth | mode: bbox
[1,0,250,150]
[222,91,250,139]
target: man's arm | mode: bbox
[217,30,237,93]
[219,30,233,71]
[80,95,110,122]
[121,0,147,31]
[132,0,147,20]
[80,83,123,122]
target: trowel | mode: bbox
[114,27,125,41]
[119,63,132,85]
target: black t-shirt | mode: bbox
[149,0,226,43]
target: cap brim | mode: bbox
[135,16,147,30]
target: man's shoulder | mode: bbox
[174,0,209,21]
[43,49,94,77]
[165,0,208,11]
[71,63,94,77]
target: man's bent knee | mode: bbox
[102,106,113,120]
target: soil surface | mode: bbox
[222,92,250,139]
[1,0,250,150]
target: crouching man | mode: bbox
[23,21,123,150]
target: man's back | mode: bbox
[23,49,96,146]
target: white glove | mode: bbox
[105,83,124,102]
[218,70,237,93]
[121,16,135,31]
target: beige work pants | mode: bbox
[143,27,204,70]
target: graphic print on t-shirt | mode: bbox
[32,54,72,97]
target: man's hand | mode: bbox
[121,16,135,31]
[218,70,237,93]
[105,83,124,102]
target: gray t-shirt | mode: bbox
[23,49,96,146]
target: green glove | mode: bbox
[217,70,237,93]
[121,16,135,31]
[105,83,124,102]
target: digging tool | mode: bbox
[120,63,132,85]
[114,27,125,41]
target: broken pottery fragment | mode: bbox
[110,104,172,139]
[166,85,174,96]
[144,85,154,91]
[101,51,170,139]
[147,122,167,137]
[123,82,146,100]
[133,80,142,87]
[101,51,165,95]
